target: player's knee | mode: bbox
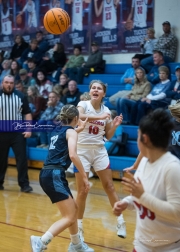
[103,181,115,193]
[77,188,88,199]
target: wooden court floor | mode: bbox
[0,166,136,252]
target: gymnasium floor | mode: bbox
[0,166,136,252]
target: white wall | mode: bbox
[105,0,180,64]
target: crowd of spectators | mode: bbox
[0,20,179,148]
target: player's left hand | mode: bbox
[121,172,144,198]
[113,201,128,216]
[112,114,123,127]
[22,132,32,138]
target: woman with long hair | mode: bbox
[10,34,29,61]
[116,67,151,125]
[27,86,47,119]
[30,105,94,252]
[74,80,126,241]
[10,60,21,81]
[35,69,53,99]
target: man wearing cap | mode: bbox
[166,66,180,103]
[141,21,177,73]
[19,69,36,94]
[77,41,104,84]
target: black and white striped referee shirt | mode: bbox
[0,89,31,120]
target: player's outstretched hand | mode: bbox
[113,201,128,216]
[78,117,88,129]
[112,113,123,127]
[121,172,144,199]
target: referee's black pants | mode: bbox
[0,132,30,188]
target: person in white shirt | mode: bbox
[74,80,127,241]
[113,108,180,252]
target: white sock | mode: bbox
[77,219,83,230]
[41,231,54,245]
[117,214,124,222]
[70,233,81,245]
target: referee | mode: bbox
[0,75,33,192]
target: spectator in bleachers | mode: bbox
[36,30,49,53]
[147,50,171,85]
[141,21,178,73]
[80,92,91,101]
[61,80,82,106]
[166,65,180,104]
[0,51,5,75]
[77,41,104,84]
[15,80,25,94]
[61,44,84,82]
[10,35,29,61]
[27,58,38,78]
[10,60,20,81]
[19,68,36,94]
[135,66,171,125]
[134,28,157,61]
[27,86,47,120]
[38,42,66,81]
[35,69,53,99]
[19,39,43,68]
[109,56,140,106]
[0,60,11,85]
[117,67,151,125]
[53,73,69,102]
[37,91,64,148]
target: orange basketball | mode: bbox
[16,15,22,25]
[43,8,70,35]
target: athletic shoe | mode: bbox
[68,241,94,252]
[78,227,84,242]
[116,219,126,238]
[0,185,4,190]
[21,185,33,193]
[30,236,47,252]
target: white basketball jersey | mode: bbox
[1,9,12,35]
[72,0,83,31]
[132,0,148,28]
[77,100,112,145]
[132,152,180,247]
[103,0,117,29]
[102,0,117,29]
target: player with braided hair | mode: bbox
[30,104,94,252]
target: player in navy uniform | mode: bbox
[30,105,94,252]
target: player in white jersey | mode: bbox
[74,80,127,241]
[19,0,37,29]
[94,0,118,29]
[1,0,12,35]
[127,0,152,28]
[113,108,180,252]
[72,0,83,31]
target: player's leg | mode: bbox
[74,148,92,241]
[94,147,126,238]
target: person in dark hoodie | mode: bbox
[61,80,82,106]
[10,35,29,61]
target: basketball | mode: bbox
[16,15,22,25]
[43,8,70,35]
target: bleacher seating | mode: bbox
[8,63,180,174]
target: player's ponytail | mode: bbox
[57,105,79,125]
